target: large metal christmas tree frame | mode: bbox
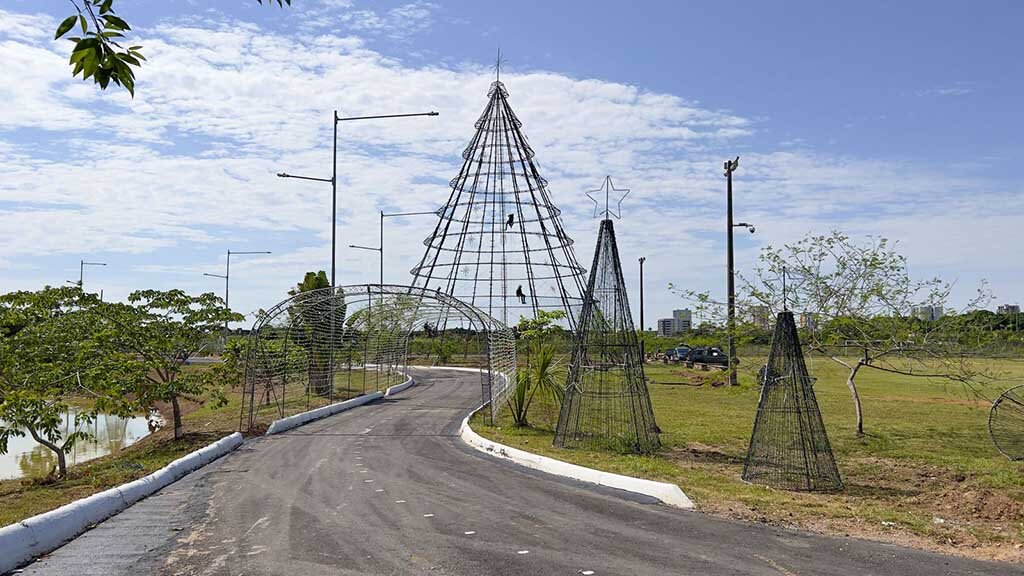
[554,218,660,453]
[990,384,1024,461]
[741,311,843,491]
[410,78,587,330]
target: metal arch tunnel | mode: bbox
[239,284,517,433]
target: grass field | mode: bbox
[473,355,1024,563]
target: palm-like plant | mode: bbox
[507,341,560,427]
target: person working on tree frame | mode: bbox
[506,213,515,229]
[515,285,527,304]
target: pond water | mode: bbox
[0,409,159,480]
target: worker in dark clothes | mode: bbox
[516,285,526,304]
[506,213,515,229]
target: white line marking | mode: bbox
[375,489,384,492]
[395,500,406,503]
[517,550,529,554]
[423,514,434,518]
[581,571,595,575]
[242,517,269,538]
[364,479,374,483]
[464,531,476,535]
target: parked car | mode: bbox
[661,346,692,361]
[685,347,729,366]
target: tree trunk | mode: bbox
[847,362,865,436]
[171,395,183,439]
[28,427,67,479]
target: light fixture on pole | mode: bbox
[725,157,755,387]
[276,110,439,289]
[67,260,107,292]
[348,243,382,286]
[204,249,271,343]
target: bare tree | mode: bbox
[741,231,993,436]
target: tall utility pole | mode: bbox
[204,249,271,342]
[278,110,439,288]
[725,157,740,387]
[638,257,646,332]
[725,157,756,386]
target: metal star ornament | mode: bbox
[586,175,630,219]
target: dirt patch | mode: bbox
[650,371,727,387]
[663,447,1024,563]
[928,487,1024,522]
[670,443,745,466]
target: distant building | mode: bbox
[997,304,1021,315]
[748,305,770,329]
[657,309,692,337]
[672,309,692,331]
[799,313,818,331]
[911,305,944,321]
[656,318,677,337]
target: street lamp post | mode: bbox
[638,257,646,332]
[204,249,271,342]
[276,110,439,289]
[724,157,755,386]
[349,209,441,286]
[68,260,107,292]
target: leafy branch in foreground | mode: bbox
[54,0,292,96]
[55,0,144,96]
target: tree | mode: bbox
[96,290,242,439]
[288,272,345,396]
[0,287,136,479]
[53,0,291,96]
[743,232,992,436]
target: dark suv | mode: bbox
[685,347,729,365]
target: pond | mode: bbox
[0,409,160,480]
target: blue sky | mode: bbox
[1,0,1021,328]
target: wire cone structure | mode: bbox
[554,219,660,453]
[410,79,587,329]
[742,311,842,491]
[990,385,1024,461]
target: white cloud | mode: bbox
[0,8,1018,322]
[915,83,976,97]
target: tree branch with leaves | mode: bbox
[53,0,292,96]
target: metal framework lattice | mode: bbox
[990,384,1024,461]
[239,284,516,432]
[742,311,843,491]
[554,219,660,453]
[410,80,587,329]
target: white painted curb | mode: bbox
[385,376,415,397]
[0,432,243,574]
[265,392,384,435]
[459,409,695,509]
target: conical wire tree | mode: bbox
[410,78,587,329]
[742,311,843,491]
[554,218,660,453]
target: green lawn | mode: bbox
[474,355,1024,563]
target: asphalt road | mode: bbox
[18,368,1022,576]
